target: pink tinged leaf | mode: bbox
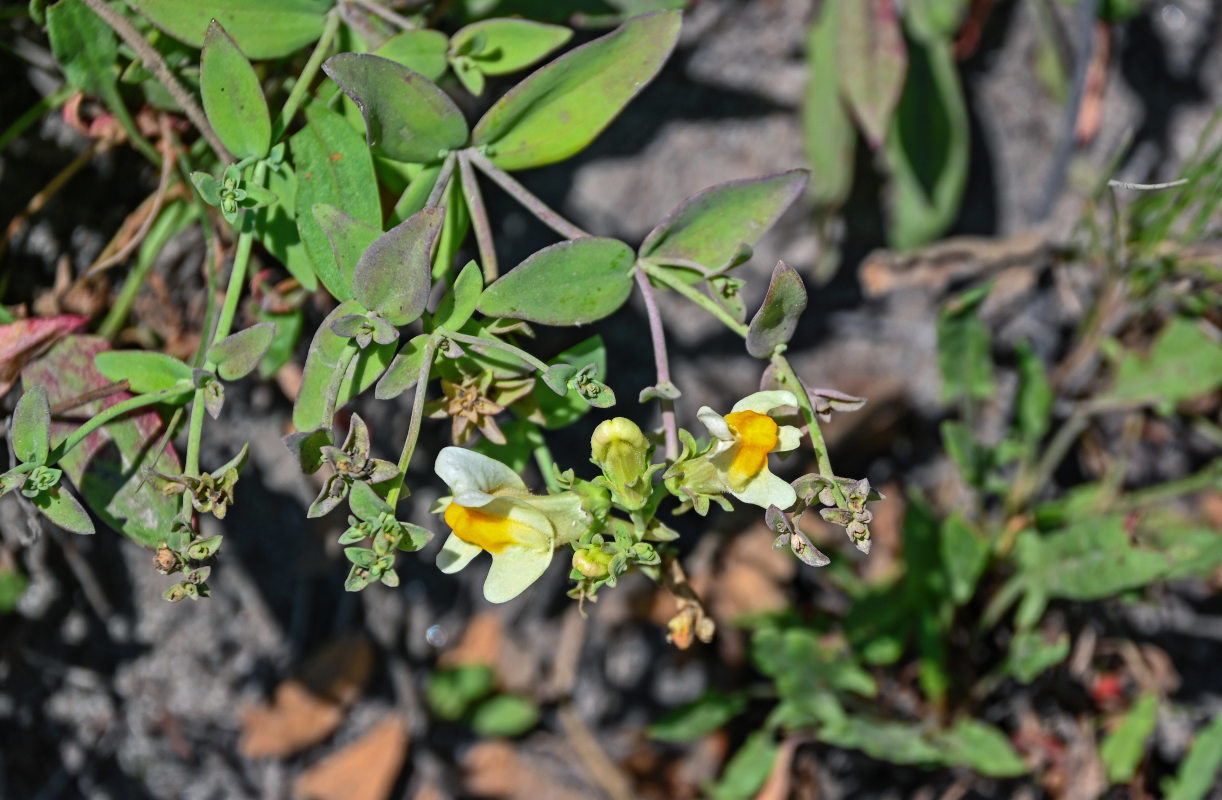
[837,0,908,149]
[21,336,181,548]
[0,315,88,398]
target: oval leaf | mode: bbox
[640,169,808,271]
[836,0,907,148]
[94,351,193,394]
[431,260,483,331]
[200,20,270,159]
[127,0,328,60]
[33,484,95,535]
[374,29,449,81]
[12,385,51,465]
[323,53,469,164]
[207,322,275,381]
[477,238,635,326]
[374,334,432,400]
[451,18,573,76]
[471,10,681,171]
[353,207,444,326]
[746,260,807,358]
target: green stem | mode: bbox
[48,385,193,465]
[98,202,186,339]
[771,353,846,509]
[386,338,438,508]
[208,162,268,350]
[639,261,748,338]
[527,425,560,493]
[321,344,359,433]
[271,9,342,142]
[440,329,551,374]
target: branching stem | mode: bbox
[633,267,678,461]
[467,149,589,240]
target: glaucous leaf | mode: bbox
[33,484,95,535]
[450,18,573,76]
[293,300,363,432]
[94,351,193,395]
[311,205,381,303]
[373,29,449,81]
[533,335,606,429]
[200,20,270,160]
[471,10,681,170]
[349,480,392,522]
[375,334,433,400]
[353,207,444,326]
[207,322,275,381]
[746,260,807,358]
[323,53,468,164]
[126,0,329,60]
[640,170,808,272]
[12,385,51,465]
[432,260,483,332]
[477,238,635,325]
[292,103,381,301]
[836,0,907,148]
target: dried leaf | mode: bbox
[293,716,409,800]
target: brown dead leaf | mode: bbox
[293,716,409,800]
[439,612,504,669]
[463,740,590,800]
[298,635,375,705]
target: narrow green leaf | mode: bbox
[471,10,681,170]
[94,351,193,394]
[939,512,988,606]
[126,0,329,60]
[884,34,969,249]
[323,53,468,164]
[1004,629,1070,684]
[12,385,51,465]
[291,102,381,302]
[804,3,856,209]
[707,730,778,800]
[1165,713,1222,800]
[433,260,483,331]
[477,238,635,325]
[293,300,363,432]
[932,718,1027,778]
[469,694,540,738]
[836,0,907,148]
[207,323,275,381]
[746,260,807,358]
[353,207,444,326]
[905,0,970,40]
[641,170,808,272]
[1100,692,1159,784]
[200,20,270,160]
[648,690,747,742]
[373,29,449,81]
[33,484,95,535]
[375,334,432,400]
[451,18,573,76]
[936,286,993,403]
[1016,340,1053,443]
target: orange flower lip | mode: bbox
[444,503,529,554]
[724,410,779,489]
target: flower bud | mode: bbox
[591,418,650,506]
[572,546,614,579]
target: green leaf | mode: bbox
[939,512,988,606]
[936,285,994,403]
[427,665,495,721]
[1016,340,1053,443]
[12,385,51,465]
[1004,629,1070,684]
[640,170,808,272]
[0,562,28,614]
[836,0,907,148]
[200,20,270,160]
[751,627,878,700]
[478,238,635,325]
[373,29,449,81]
[746,260,807,358]
[707,730,778,800]
[375,334,433,400]
[433,260,483,332]
[311,205,381,303]
[126,0,329,60]
[207,323,275,381]
[33,484,94,535]
[46,0,117,99]
[883,34,969,249]
[471,10,681,170]
[1100,692,1159,784]
[1165,713,1222,800]
[804,3,856,209]
[349,480,392,522]
[94,351,193,394]
[648,690,747,742]
[905,0,969,40]
[323,53,468,164]
[293,300,362,432]
[1105,317,1222,408]
[931,718,1027,778]
[451,56,486,95]
[354,207,444,326]
[469,694,540,738]
[532,335,606,429]
[257,309,304,378]
[451,18,573,76]
[25,337,181,547]
[292,103,382,302]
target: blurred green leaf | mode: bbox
[1100,692,1159,784]
[46,0,117,99]
[746,260,807,358]
[200,20,270,160]
[1105,317,1222,409]
[353,207,443,326]
[930,718,1027,778]
[471,10,680,170]
[936,285,993,403]
[0,563,28,614]
[1016,340,1053,444]
[904,0,969,40]
[127,0,329,59]
[323,53,468,164]
[373,29,449,81]
[804,3,856,209]
[469,693,540,738]
[478,238,635,325]
[707,730,778,800]
[939,512,988,606]
[12,385,50,465]
[648,690,747,742]
[1004,629,1070,684]
[1164,712,1222,800]
[451,18,573,76]
[836,0,907,148]
[427,665,495,721]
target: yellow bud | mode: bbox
[572,546,613,579]
[591,418,650,498]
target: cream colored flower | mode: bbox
[434,447,587,602]
[696,390,801,510]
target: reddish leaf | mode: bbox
[0,315,88,398]
[837,0,908,148]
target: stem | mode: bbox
[771,354,844,508]
[441,329,551,373]
[425,152,457,209]
[1007,406,1091,513]
[633,268,678,461]
[320,345,359,432]
[48,385,194,465]
[467,149,589,240]
[209,161,269,348]
[271,9,342,142]
[349,0,417,30]
[386,338,438,507]
[78,0,232,163]
[639,261,749,337]
[457,152,498,282]
[528,425,561,493]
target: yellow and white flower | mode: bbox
[696,390,801,510]
[434,447,588,603]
